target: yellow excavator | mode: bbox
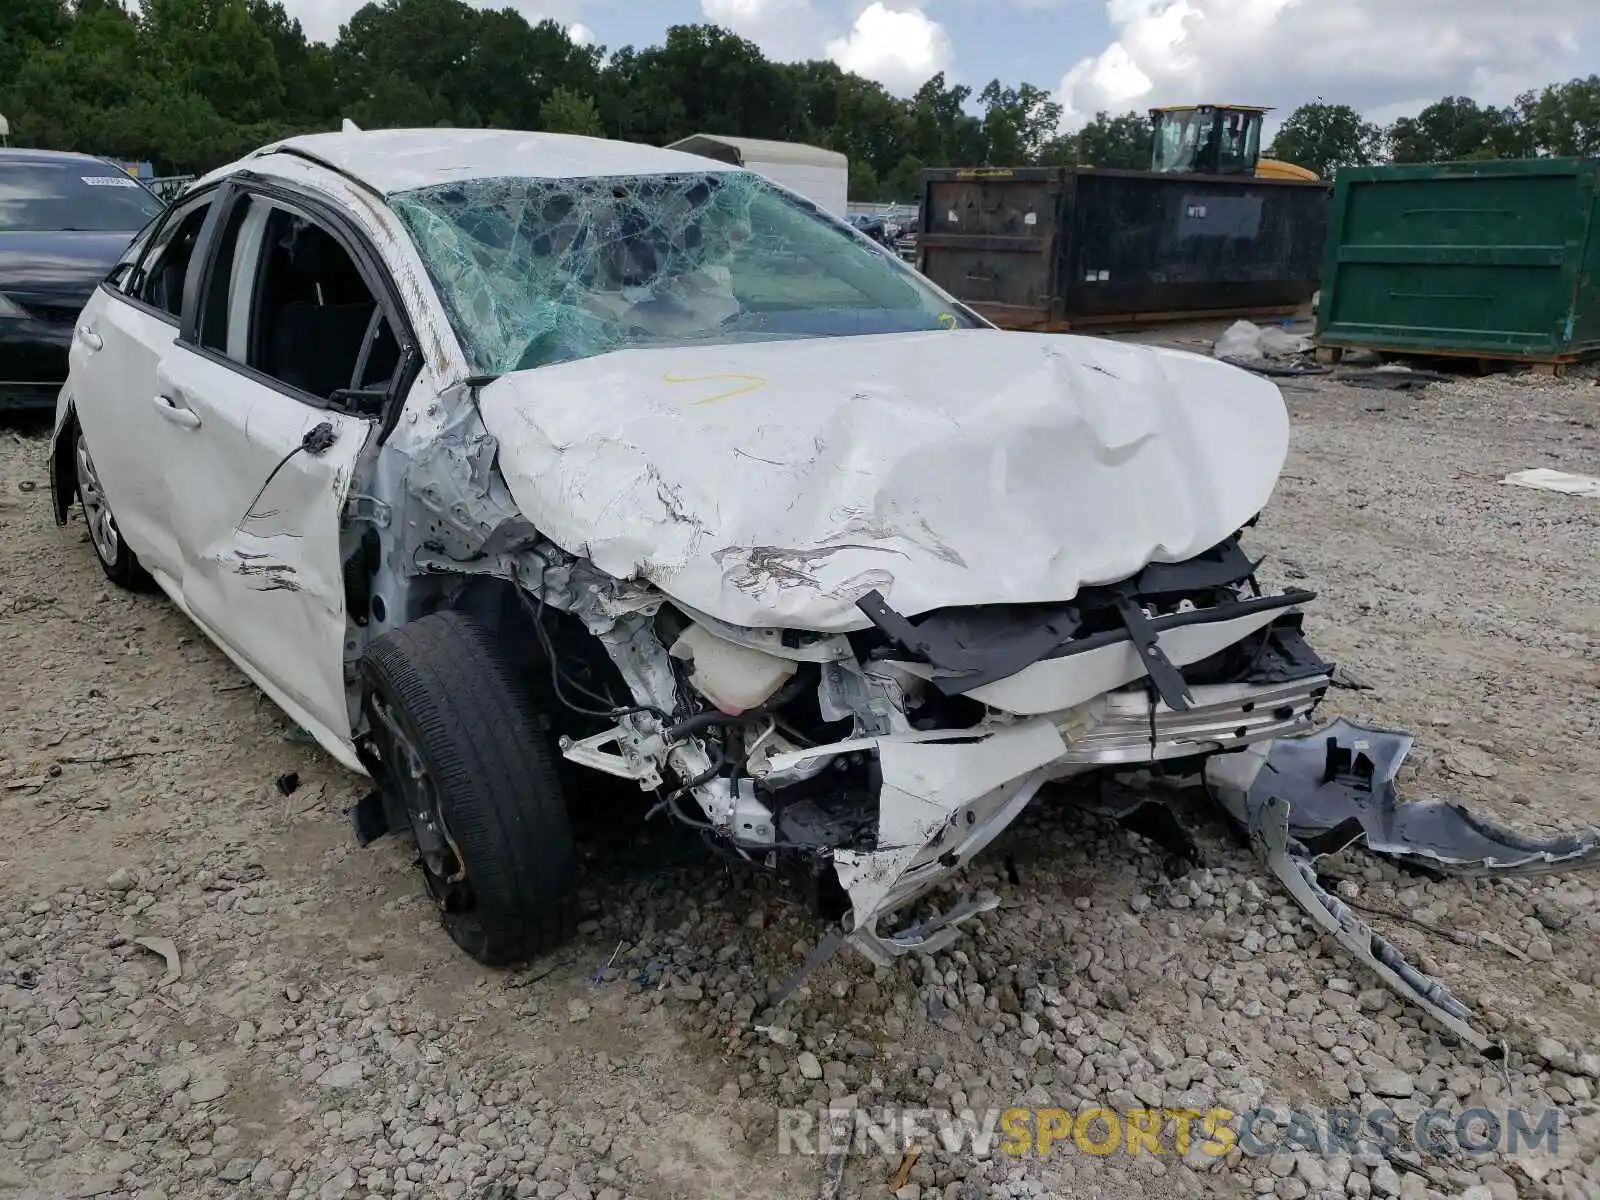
[1148,104,1320,181]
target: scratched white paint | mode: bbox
[479,328,1291,632]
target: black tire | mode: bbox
[73,426,151,591]
[361,610,577,965]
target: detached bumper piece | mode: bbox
[1207,719,1600,1054]
[1224,718,1600,872]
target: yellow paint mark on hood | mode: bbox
[662,372,768,406]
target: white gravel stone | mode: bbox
[188,1077,229,1104]
[318,1061,364,1091]
[1370,1163,1402,1197]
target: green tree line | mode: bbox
[1267,85,1600,180]
[2,0,1598,197]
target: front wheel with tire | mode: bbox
[361,610,577,965]
[75,428,149,590]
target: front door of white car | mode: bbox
[150,185,408,762]
[68,191,220,581]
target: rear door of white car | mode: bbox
[68,188,223,581]
[152,179,419,753]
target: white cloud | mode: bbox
[700,0,820,62]
[566,21,595,46]
[275,0,361,44]
[826,3,955,94]
[700,0,953,95]
[279,0,585,46]
[1056,0,1600,129]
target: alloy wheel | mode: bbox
[75,431,121,567]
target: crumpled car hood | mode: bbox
[477,329,1290,632]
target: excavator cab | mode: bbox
[1149,104,1322,181]
[1150,104,1268,175]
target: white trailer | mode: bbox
[663,134,848,219]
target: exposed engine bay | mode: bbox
[509,526,1333,966]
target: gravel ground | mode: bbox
[1,356,1598,1200]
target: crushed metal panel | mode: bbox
[828,721,1066,963]
[220,548,302,594]
[874,720,1066,850]
[404,413,539,564]
[479,330,1292,633]
[153,345,373,746]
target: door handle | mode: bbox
[152,394,201,428]
[76,326,103,352]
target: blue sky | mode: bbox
[283,0,1600,131]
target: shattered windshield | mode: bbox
[390,171,974,375]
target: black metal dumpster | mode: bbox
[917,166,1331,330]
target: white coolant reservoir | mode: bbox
[670,624,798,715]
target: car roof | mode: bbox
[0,148,124,169]
[251,128,740,197]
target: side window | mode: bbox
[241,206,399,405]
[106,211,162,291]
[126,200,213,318]
[189,198,403,409]
[354,310,403,394]
[197,197,263,355]
[184,193,406,413]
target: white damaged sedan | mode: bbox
[50,129,1334,966]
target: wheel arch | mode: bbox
[441,573,638,724]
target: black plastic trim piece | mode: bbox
[859,584,1318,698]
[1132,538,1261,595]
[180,181,241,345]
[1113,592,1192,711]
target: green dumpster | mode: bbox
[1315,157,1600,367]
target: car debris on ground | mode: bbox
[1211,320,1490,391]
[1212,318,1333,379]
[1503,468,1600,500]
[1213,318,1316,364]
[1206,718,1600,1053]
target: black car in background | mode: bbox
[0,149,165,412]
